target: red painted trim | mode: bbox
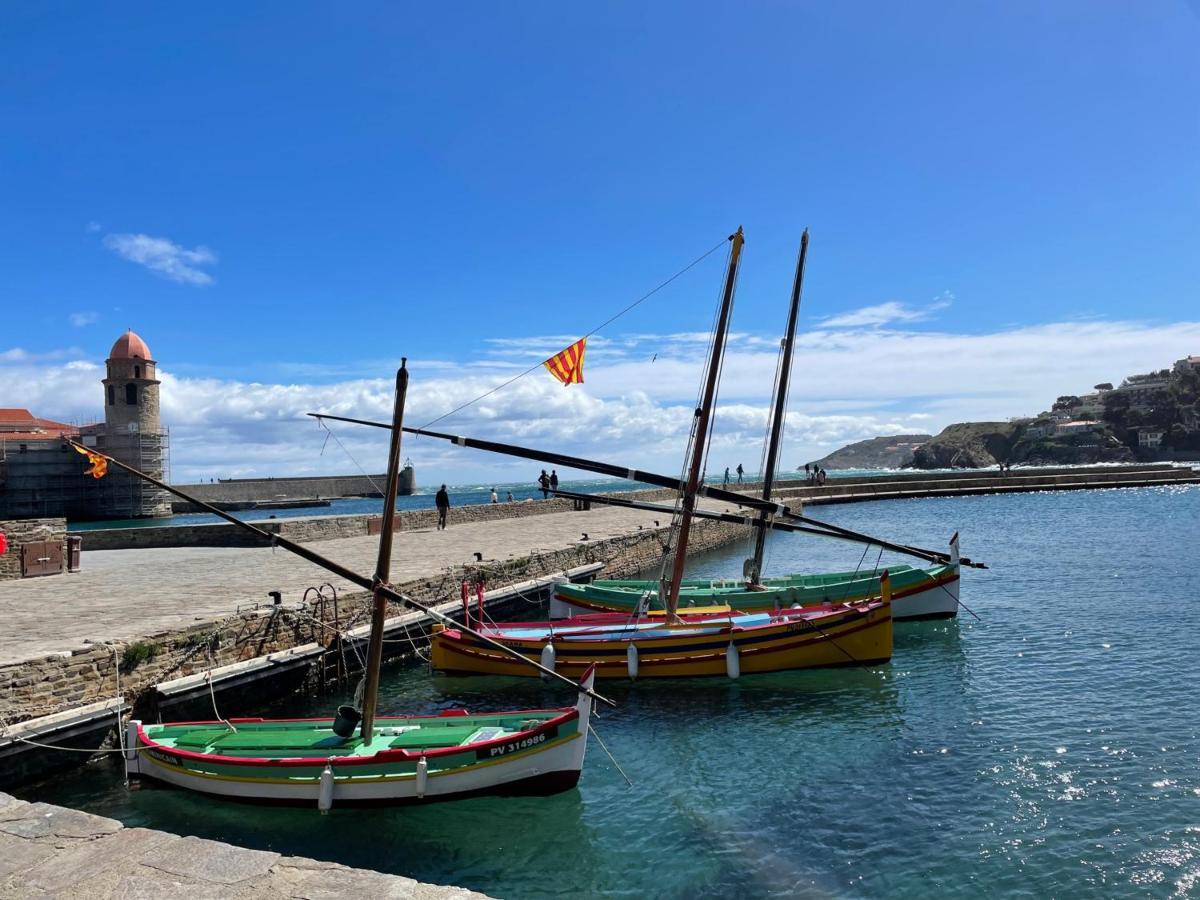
[137,708,579,769]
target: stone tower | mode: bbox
[103,330,161,438]
[95,330,171,517]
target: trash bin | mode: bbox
[66,534,82,573]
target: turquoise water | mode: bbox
[25,485,1200,897]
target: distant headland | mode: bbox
[810,355,1200,470]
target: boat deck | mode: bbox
[148,713,553,759]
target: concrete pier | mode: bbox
[0,791,487,899]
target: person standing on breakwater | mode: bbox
[550,470,559,493]
[538,470,550,498]
[724,466,730,486]
[506,490,514,502]
[736,463,744,484]
[435,484,450,530]
[490,488,498,503]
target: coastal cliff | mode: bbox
[908,422,1018,468]
[807,434,932,470]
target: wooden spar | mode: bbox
[748,229,808,585]
[359,362,408,740]
[665,227,745,617]
[305,413,986,568]
[60,441,617,707]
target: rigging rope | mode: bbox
[317,421,386,498]
[417,237,730,431]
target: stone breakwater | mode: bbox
[0,791,488,899]
[74,464,1199,552]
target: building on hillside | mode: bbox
[0,330,171,520]
[1174,356,1200,375]
[1138,429,1164,448]
[1054,420,1104,437]
[1113,371,1171,410]
[1183,405,1200,434]
[1023,421,1056,440]
[1076,392,1106,419]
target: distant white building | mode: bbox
[1055,420,1104,437]
[1114,372,1171,410]
[1173,356,1200,375]
[1138,429,1164,448]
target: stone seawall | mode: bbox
[0,518,67,581]
[174,473,390,502]
[77,489,684,551]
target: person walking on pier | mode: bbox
[723,466,730,487]
[736,463,744,484]
[550,470,559,493]
[490,488,498,504]
[538,470,551,498]
[435,484,450,530]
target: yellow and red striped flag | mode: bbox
[72,443,108,479]
[543,337,587,386]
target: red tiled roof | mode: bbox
[0,410,80,441]
[0,409,37,426]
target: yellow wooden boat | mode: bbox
[430,586,892,681]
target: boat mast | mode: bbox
[664,227,745,618]
[359,360,409,740]
[748,229,808,586]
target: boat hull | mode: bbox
[550,565,959,622]
[125,693,593,808]
[431,603,892,680]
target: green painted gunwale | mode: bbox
[561,563,950,612]
[142,711,578,780]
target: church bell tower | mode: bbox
[97,330,170,516]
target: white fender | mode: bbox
[416,756,429,799]
[726,642,740,679]
[626,643,639,679]
[540,641,556,678]
[124,720,142,778]
[318,764,334,813]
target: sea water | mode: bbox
[24,485,1200,897]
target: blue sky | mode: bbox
[3,3,1199,482]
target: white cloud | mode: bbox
[820,293,953,328]
[68,311,99,327]
[3,317,1198,483]
[103,233,217,285]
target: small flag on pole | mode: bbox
[543,337,587,386]
[72,443,108,479]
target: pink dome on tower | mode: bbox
[109,330,153,360]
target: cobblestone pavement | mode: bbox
[0,503,683,665]
[0,791,489,898]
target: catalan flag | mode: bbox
[543,337,587,386]
[72,443,108,479]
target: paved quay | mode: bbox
[0,502,680,666]
[0,791,488,899]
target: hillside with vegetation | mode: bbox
[817,356,1200,470]
[807,434,932,470]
